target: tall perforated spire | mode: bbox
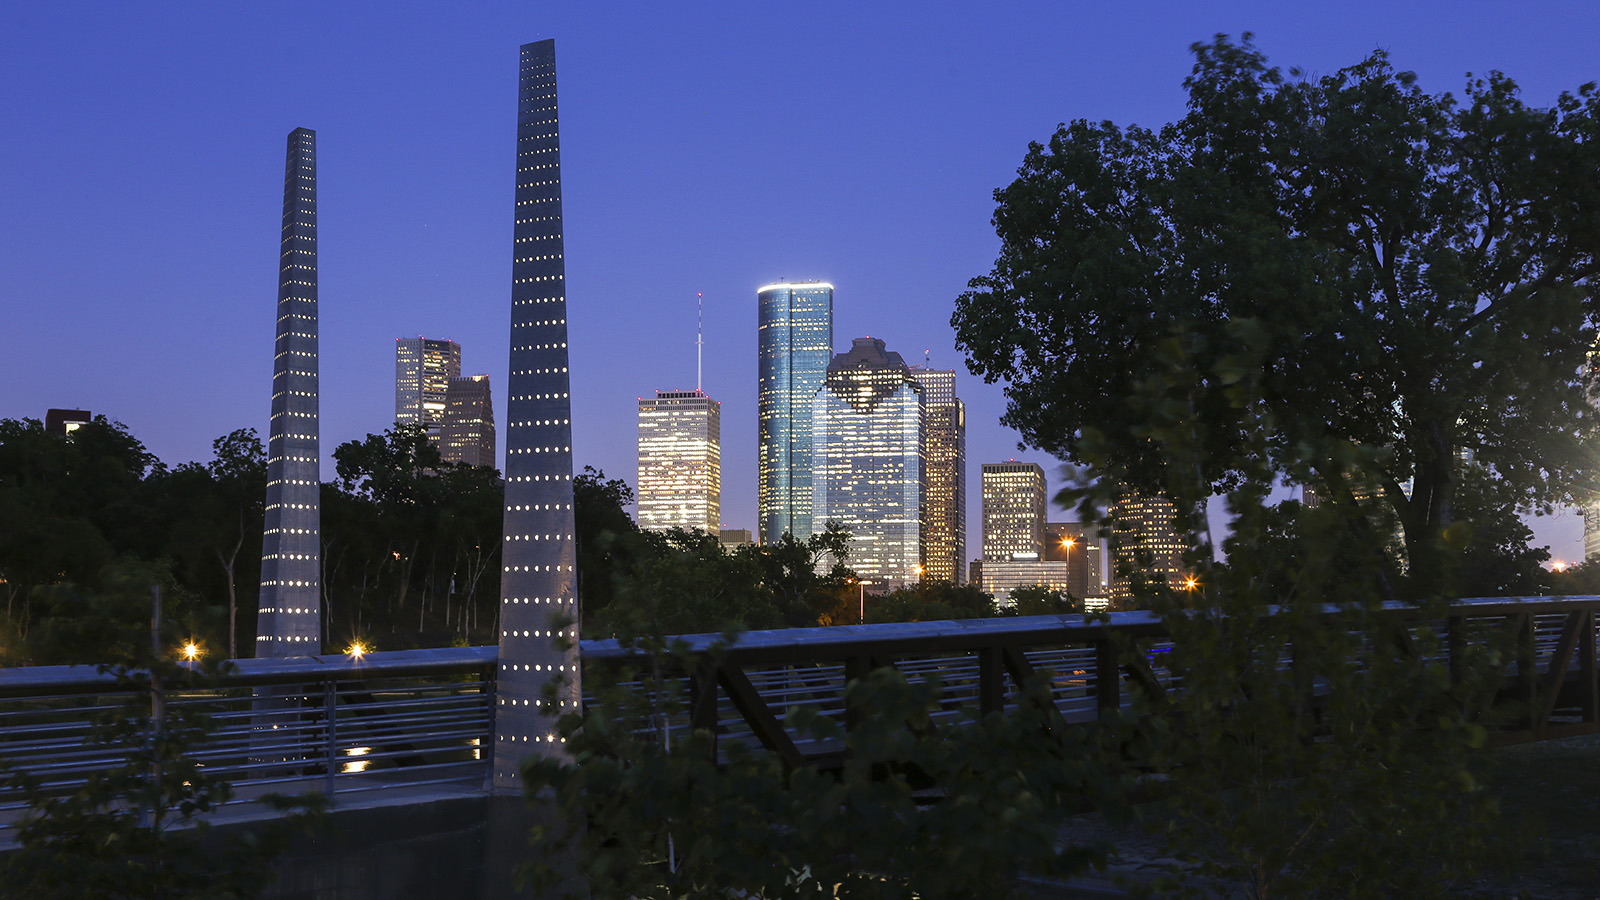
[257,127,322,658]
[493,39,579,792]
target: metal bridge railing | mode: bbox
[0,647,497,836]
[1,596,1596,835]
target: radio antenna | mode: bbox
[696,292,704,392]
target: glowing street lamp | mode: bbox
[180,642,201,662]
[346,641,368,660]
[1182,576,1200,592]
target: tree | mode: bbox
[953,35,1600,595]
[522,656,1128,899]
[2,570,321,898]
[865,580,998,624]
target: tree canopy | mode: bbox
[953,35,1600,591]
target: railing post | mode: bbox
[844,655,873,735]
[978,646,1004,716]
[1095,638,1119,717]
[323,679,337,795]
[689,662,719,763]
[1447,615,1465,688]
[1583,610,1598,727]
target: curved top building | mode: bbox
[757,282,833,544]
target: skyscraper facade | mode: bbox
[395,337,462,441]
[1109,492,1189,605]
[637,390,721,533]
[910,367,965,583]
[982,462,1046,561]
[495,39,579,791]
[757,281,833,544]
[812,337,924,587]
[257,127,321,658]
[440,374,496,468]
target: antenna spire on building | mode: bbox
[697,291,704,392]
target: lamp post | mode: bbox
[858,580,869,623]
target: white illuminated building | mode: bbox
[637,390,721,533]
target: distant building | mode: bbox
[1044,521,1101,600]
[980,555,1074,607]
[636,390,721,533]
[395,337,462,443]
[44,409,91,436]
[440,375,495,468]
[1109,492,1189,605]
[812,337,924,588]
[719,528,754,553]
[982,462,1046,561]
[757,282,833,543]
[911,367,966,583]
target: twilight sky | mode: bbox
[2,1,1596,563]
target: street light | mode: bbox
[180,642,201,662]
[346,641,368,659]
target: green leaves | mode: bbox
[522,659,1128,899]
[953,34,1600,594]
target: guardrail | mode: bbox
[0,647,497,836]
[582,596,1600,766]
[1,596,1595,835]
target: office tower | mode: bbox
[1109,492,1189,605]
[395,337,462,441]
[440,374,496,468]
[911,368,966,584]
[757,281,833,544]
[1044,521,1100,600]
[979,558,1073,606]
[719,528,754,552]
[636,389,721,532]
[812,337,924,587]
[982,462,1046,561]
[44,409,91,436]
[496,39,579,791]
[257,127,321,658]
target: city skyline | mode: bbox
[3,4,1595,562]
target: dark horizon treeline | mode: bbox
[0,415,1085,665]
[0,417,504,665]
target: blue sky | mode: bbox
[3,1,1596,561]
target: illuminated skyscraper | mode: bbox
[910,367,965,583]
[495,39,578,792]
[982,462,1045,561]
[812,337,924,587]
[757,281,833,544]
[257,127,321,658]
[637,389,721,532]
[395,337,462,441]
[440,374,495,468]
[1109,492,1189,605]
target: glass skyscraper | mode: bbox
[812,337,925,587]
[757,281,833,544]
[395,336,462,440]
[982,462,1046,561]
[637,389,721,533]
[910,367,965,583]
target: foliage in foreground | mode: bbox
[954,32,1600,596]
[1091,317,1505,898]
[0,572,322,899]
[519,643,1129,900]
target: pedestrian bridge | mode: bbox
[1,595,1595,840]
